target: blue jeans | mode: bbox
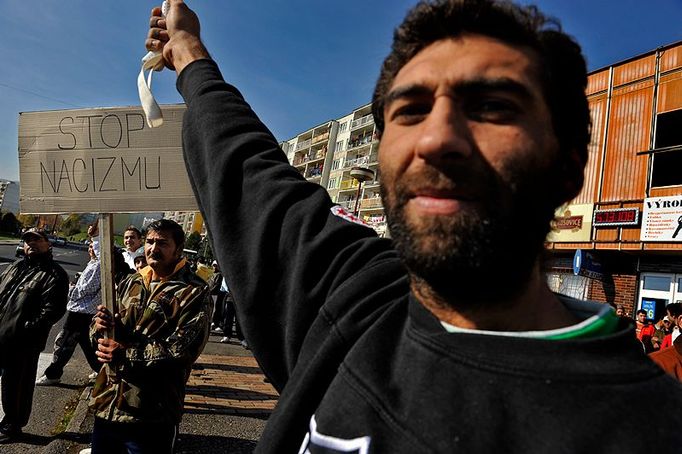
[91,417,177,454]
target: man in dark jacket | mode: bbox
[0,228,68,442]
[146,0,682,452]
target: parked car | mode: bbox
[15,241,25,258]
[46,235,67,247]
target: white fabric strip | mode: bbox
[137,1,169,128]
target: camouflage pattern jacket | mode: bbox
[89,258,212,424]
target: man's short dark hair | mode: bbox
[371,0,590,192]
[144,219,185,251]
[667,303,682,318]
[636,309,647,316]
[125,225,143,238]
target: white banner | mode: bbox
[641,196,682,242]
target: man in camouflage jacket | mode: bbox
[90,219,211,453]
[0,228,68,442]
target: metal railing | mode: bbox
[343,155,370,169]
[351,114,374,130]
[295,138,312,151]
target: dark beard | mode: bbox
[382,160,557,308]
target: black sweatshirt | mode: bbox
[178,59,682,453]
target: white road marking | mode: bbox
[0,352,53,420]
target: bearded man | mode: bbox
[145,0,682,452]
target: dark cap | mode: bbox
[22,228,49,241]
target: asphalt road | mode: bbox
[0,243,90,280]
[0,243,93,453]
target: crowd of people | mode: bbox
[0,220,226,452]
[1,0,682,452]
[625,302,682,380]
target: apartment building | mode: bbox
[0,180,20,214]
[164,210,206,237]
[280,103,387,236]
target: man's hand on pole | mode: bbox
[146,0,210,75]
[94,304,124,363]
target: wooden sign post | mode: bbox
[99,214,116,340]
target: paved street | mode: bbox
[0,242,275,453]
[0,242,90,281]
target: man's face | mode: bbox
[144,230,181,277]
[379,35,565,304]
[637,312,646,323]
[124,230,142,251]
[616,307,625,317]
[23,235,50,256]
[134,256,147,271]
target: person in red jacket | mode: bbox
[650,333,682,382]
[636,309,656,352]
[661,303,682,349]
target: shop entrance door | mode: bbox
[637,273,682,320]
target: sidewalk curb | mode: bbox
[41,386,92,454]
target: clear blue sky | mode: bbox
[1,0,681,181]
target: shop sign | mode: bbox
[572,249,604,280]
[546,204,594,242]
[640,299,657,320]
[641,196,682,242]
[593,208,640,227]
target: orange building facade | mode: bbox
[545,41,682,319]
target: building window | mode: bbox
[336,140,344,152]
[652,109,682,187]
[327,178,337,189]
[332,159,340,170]
[339,122,347,133]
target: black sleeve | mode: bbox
[33,267,69,330]
[177,59,395,387]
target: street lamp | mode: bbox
[350,166,375,216]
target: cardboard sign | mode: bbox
[641,196,682,242]
[18,105,197,214]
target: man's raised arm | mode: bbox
[145,1,397,389]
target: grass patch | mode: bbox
[51,392,82,435]
[0,233,19,241]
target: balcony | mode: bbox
[347,133,377,151]
[294,148,327,167]
[343,152,378,170]
[339,179,360,191]
[363,214,386,225]
[343,155,370,169]
[306,165,323,179]
[351,114,374,130]
[337,199,357,210]
[312,132,330,145]
[360,197,383,210]
[295,138,312,151]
